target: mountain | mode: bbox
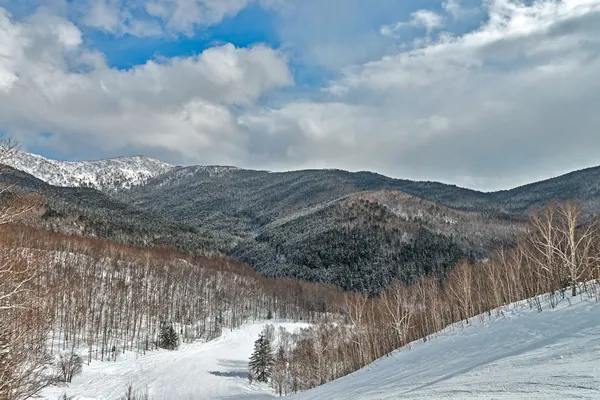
[118,167,526,292]
[4,151,175,191]
[231,190,522,292]
[489,165,600,216]
[6,151,600,292]
[0,166,228,254]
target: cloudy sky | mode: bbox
[0,0,599,191]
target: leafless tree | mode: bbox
[0,138,56,400]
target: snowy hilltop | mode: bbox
[4,151,175,191]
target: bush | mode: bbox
[120,383,149,400]
[56,351,83,383]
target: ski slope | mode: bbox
[292,294,600,399]
[42,322,305,400]
[41,295,600,400]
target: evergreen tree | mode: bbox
[248,333,273,383]
[158,322,179,350]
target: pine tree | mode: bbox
[158,323,179,350]
[248,333,274,383]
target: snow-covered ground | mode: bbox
[41,294,600,400]
[292,293,600,399]
[42,322,306,400]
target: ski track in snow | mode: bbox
[42,322,305,400]
[41,296,600,400]
[292,295,600,400]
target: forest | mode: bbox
[247,200,600,394]
[2,139,600,398]
[0,197,339,399]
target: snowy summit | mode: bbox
[5,152,175,191]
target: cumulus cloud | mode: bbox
[250,0,600,190]
[2,0,600,191]
[0,8,292,163]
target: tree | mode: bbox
[0,137,55,400]
[248,333,273,383]
[158,323,178,350]
[56,351,83,383]
[271,345,287,396]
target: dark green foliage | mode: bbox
[249,334,274,383]
[11,160,600,295]
[1,166,521,294]
[158,323,178,350]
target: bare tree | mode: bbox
[554,202,596,296]
[0,135,18,168]
[0,137,55,400]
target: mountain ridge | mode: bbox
[4,151,600,292]
[4,151,176,191]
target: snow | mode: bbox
[291,293,600,399]
[39,294,600,400]
[41,322,307,400]
[5,151,174,191]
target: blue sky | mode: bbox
[1,0,600,190]
[84,3,280,69]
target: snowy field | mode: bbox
[42,322,306,400]
[41,294,600,400]
[292,294,600,399]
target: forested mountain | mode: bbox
[231,191,522,292]
[5,151,600,292]
[489,165,600,216]
[0,166,232,254]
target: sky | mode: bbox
[0,0,599,191]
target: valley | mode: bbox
[2,1,600,398]
[3,151,600,400]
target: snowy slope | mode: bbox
[4,151,174,191]
[41,322,306,400]
[291,294,600,400]
[39,296,600,400]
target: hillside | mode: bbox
[37,290,600,399]
[290,292,600,400]
[6,151,600,292]
[119,166,528,291]
[0,166,231,254]
[490,165,600,216]
[232,190,523,292]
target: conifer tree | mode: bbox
[158,323,178,350]
[248,333,273,383]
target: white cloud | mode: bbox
[381,10,445,37]
[0,8,292,163]
[253,0,600,189]
[77,0,285,36]
[443,0,479,19]
[144,0,249,35]
[3,0,600,190]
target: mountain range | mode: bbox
[3,152,599,292]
